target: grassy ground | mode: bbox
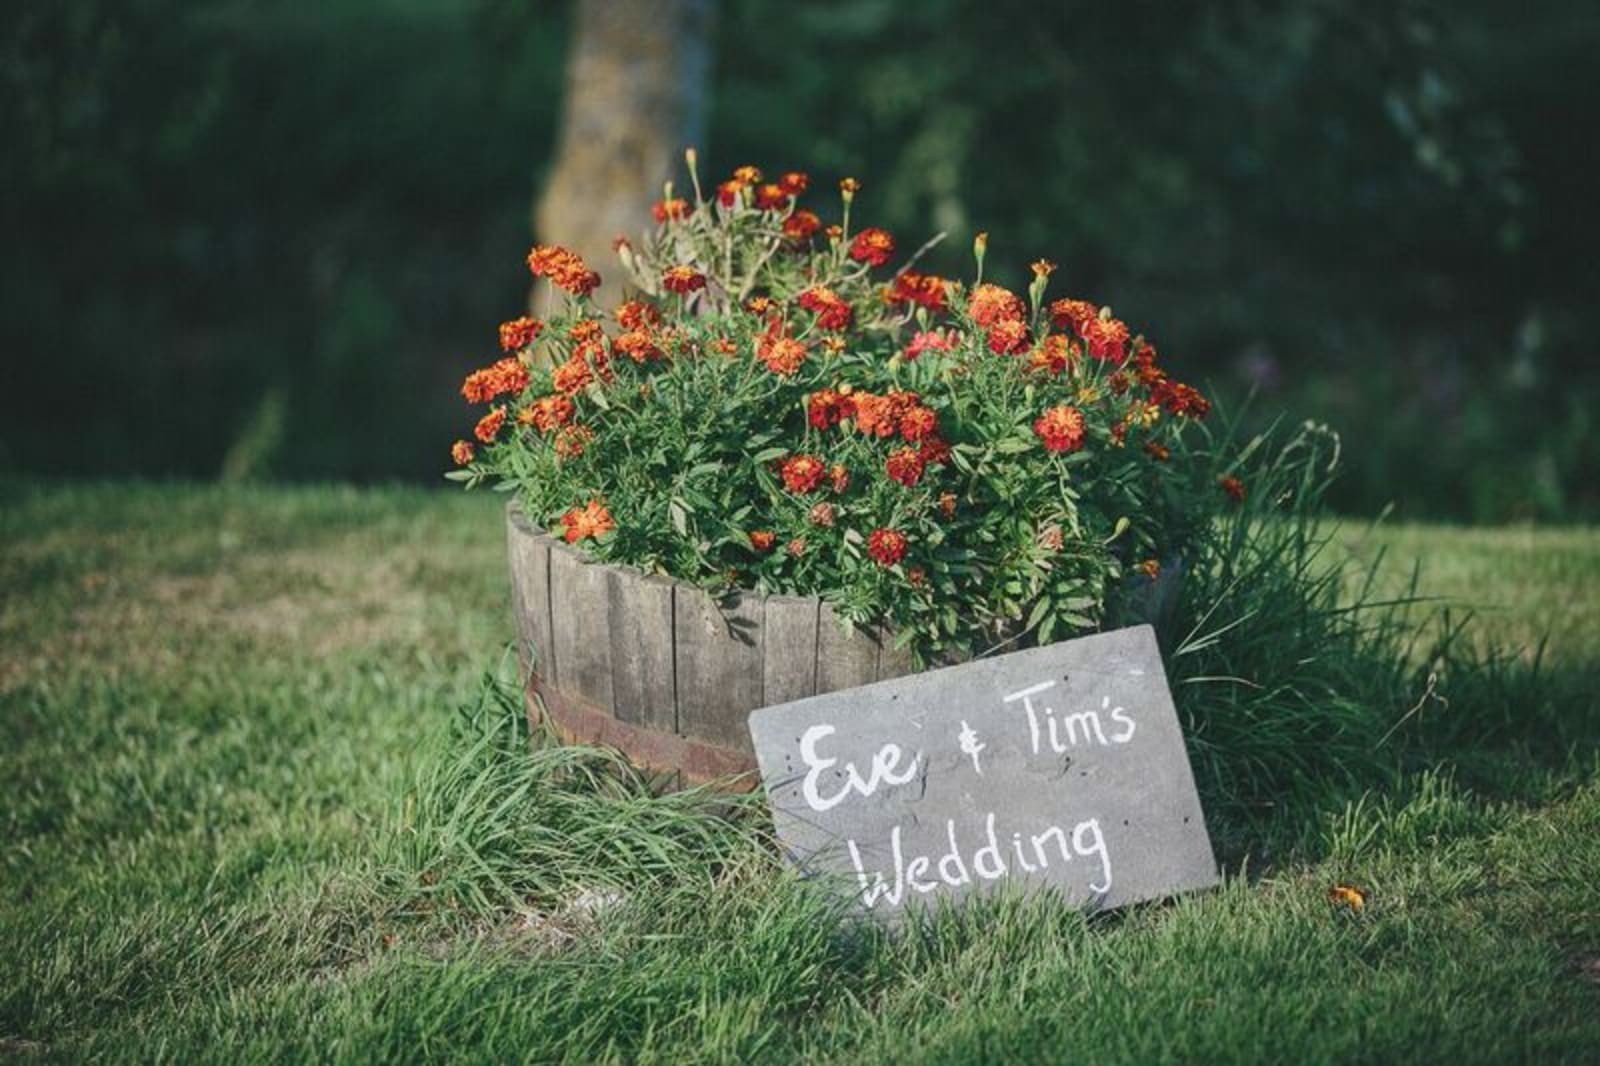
[2,479,1598,1062]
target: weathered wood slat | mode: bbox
[815,603,880,694]
[763,596,820,705]
[506,509,556,688]
[875,625,917,681]
[548,539,614,714]
[607,568,676,732]
[674,587,764,751]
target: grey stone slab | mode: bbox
[674,586,764,751]
[506,506,556,687]
[607,568,677,732]
[763,596,820,706]
[747,624,1218,919]
[548,541,614,713]
[875,625,917,682]
[816,604,880,694]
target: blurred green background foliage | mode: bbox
[3,0,1595,520]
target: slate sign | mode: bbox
[747,624,1218,917]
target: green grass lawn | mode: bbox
[3,480,1598,1062]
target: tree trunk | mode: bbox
[535,0,714,306]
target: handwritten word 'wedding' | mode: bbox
[795,679,1134,909]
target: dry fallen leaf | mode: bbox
[1328,884,1368,910]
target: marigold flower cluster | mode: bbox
[451,155,1233,663]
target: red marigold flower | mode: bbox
[526,394,575,432]
[1138,558,1162,580]
[850,392,898,438]
[613,330,663,364]
[917,435,952,467]
[898,404,938,442]
[867,528,908,567]
[1153,380,1210,419]
[716,179,744,207]
[806,389,850,430]
[451,440,474,465]
[830,464,850,494]
[755,183,790,211]
[885,447,926,487]
[849,227,895,267]
[809,501,836,527]
[781,454,827,494]
[652,198,691,223]
[786,537,808,558]
[499,316,544,351]
[554,424,593,460]
[551,358,594,396]
[888,272,948,313]
[779,171,809,196]
[461,357,531,404]
[797,286,853,331]
[938,491,958,518]
[749,530,777,553]
[661,265,707,295]
[1144,440,1171,461]
[824,224,843,242]
[756,330,808,376]
[474,407,507,443]
[987,318,1031,355]
[904,329,956,361]
[1109,371,1132,395]
[560,499,614,543]
[783,209,822,241]
[1083,315,1130,362]
[1033,405,1087,454]
[1220,475,1247,503]
[733,165,763,185]
[1030,334,1075,375]
[1048,298,1099,336]
[527,245,600,296]
[614,300,661,332]
[968,283,1025,328]
[838,177,861,201]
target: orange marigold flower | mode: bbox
[779,171,809,196]
[783,210,821,241]
[807,389,853,430]
[1220,475,1247,503]
[1028,334,1074,376]
[560,499,614,543]
[527,394,575,432]
[1038,524,1065,552]
[748,530,777,553]
[849,227,895,267]
[838,177,861,200]
[554,424,593,460]
[898,404,938,442]
[746,295,773,316]
[888,272,948,313]
[1138,558,1162,580]
[781,454,827,494]
[867,528,908,567]
[652,198,691,223]
[938,491,958,518]
[1083,314,1130,362]
[918,435,952,467]
[968,283,1026,328]
[474,406,507,443]
[661,265,707,295]
[569,319,604,344]
[451,440,474,465]
[1048,298,1099,336]
[614,329,663,364]
[1144,440,1171,461]
[798,286,853,331]
[824,224,843,242]
[712,337,738,356]
[1031,259,1058,278]
[822,336,847,355]
[809,501,836,527]
[527,244,600,296]
[830,464,850,494]
[885,447,926,487]
[614,300,661,332]
[850,392,898,438]
[754,183,790,211]
[904,329,956,361]
[786,537,808,558]
[756,331,807,376]
[551,357,594,396]
[716,179,744,207]
[1153,380,1211,419]
[499,316,544,351]
[733,165,763,185]
[1033,405,1087,454]
[987,318,1031,355]
[461,357,530,404]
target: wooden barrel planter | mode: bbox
[507,502,1181,788]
